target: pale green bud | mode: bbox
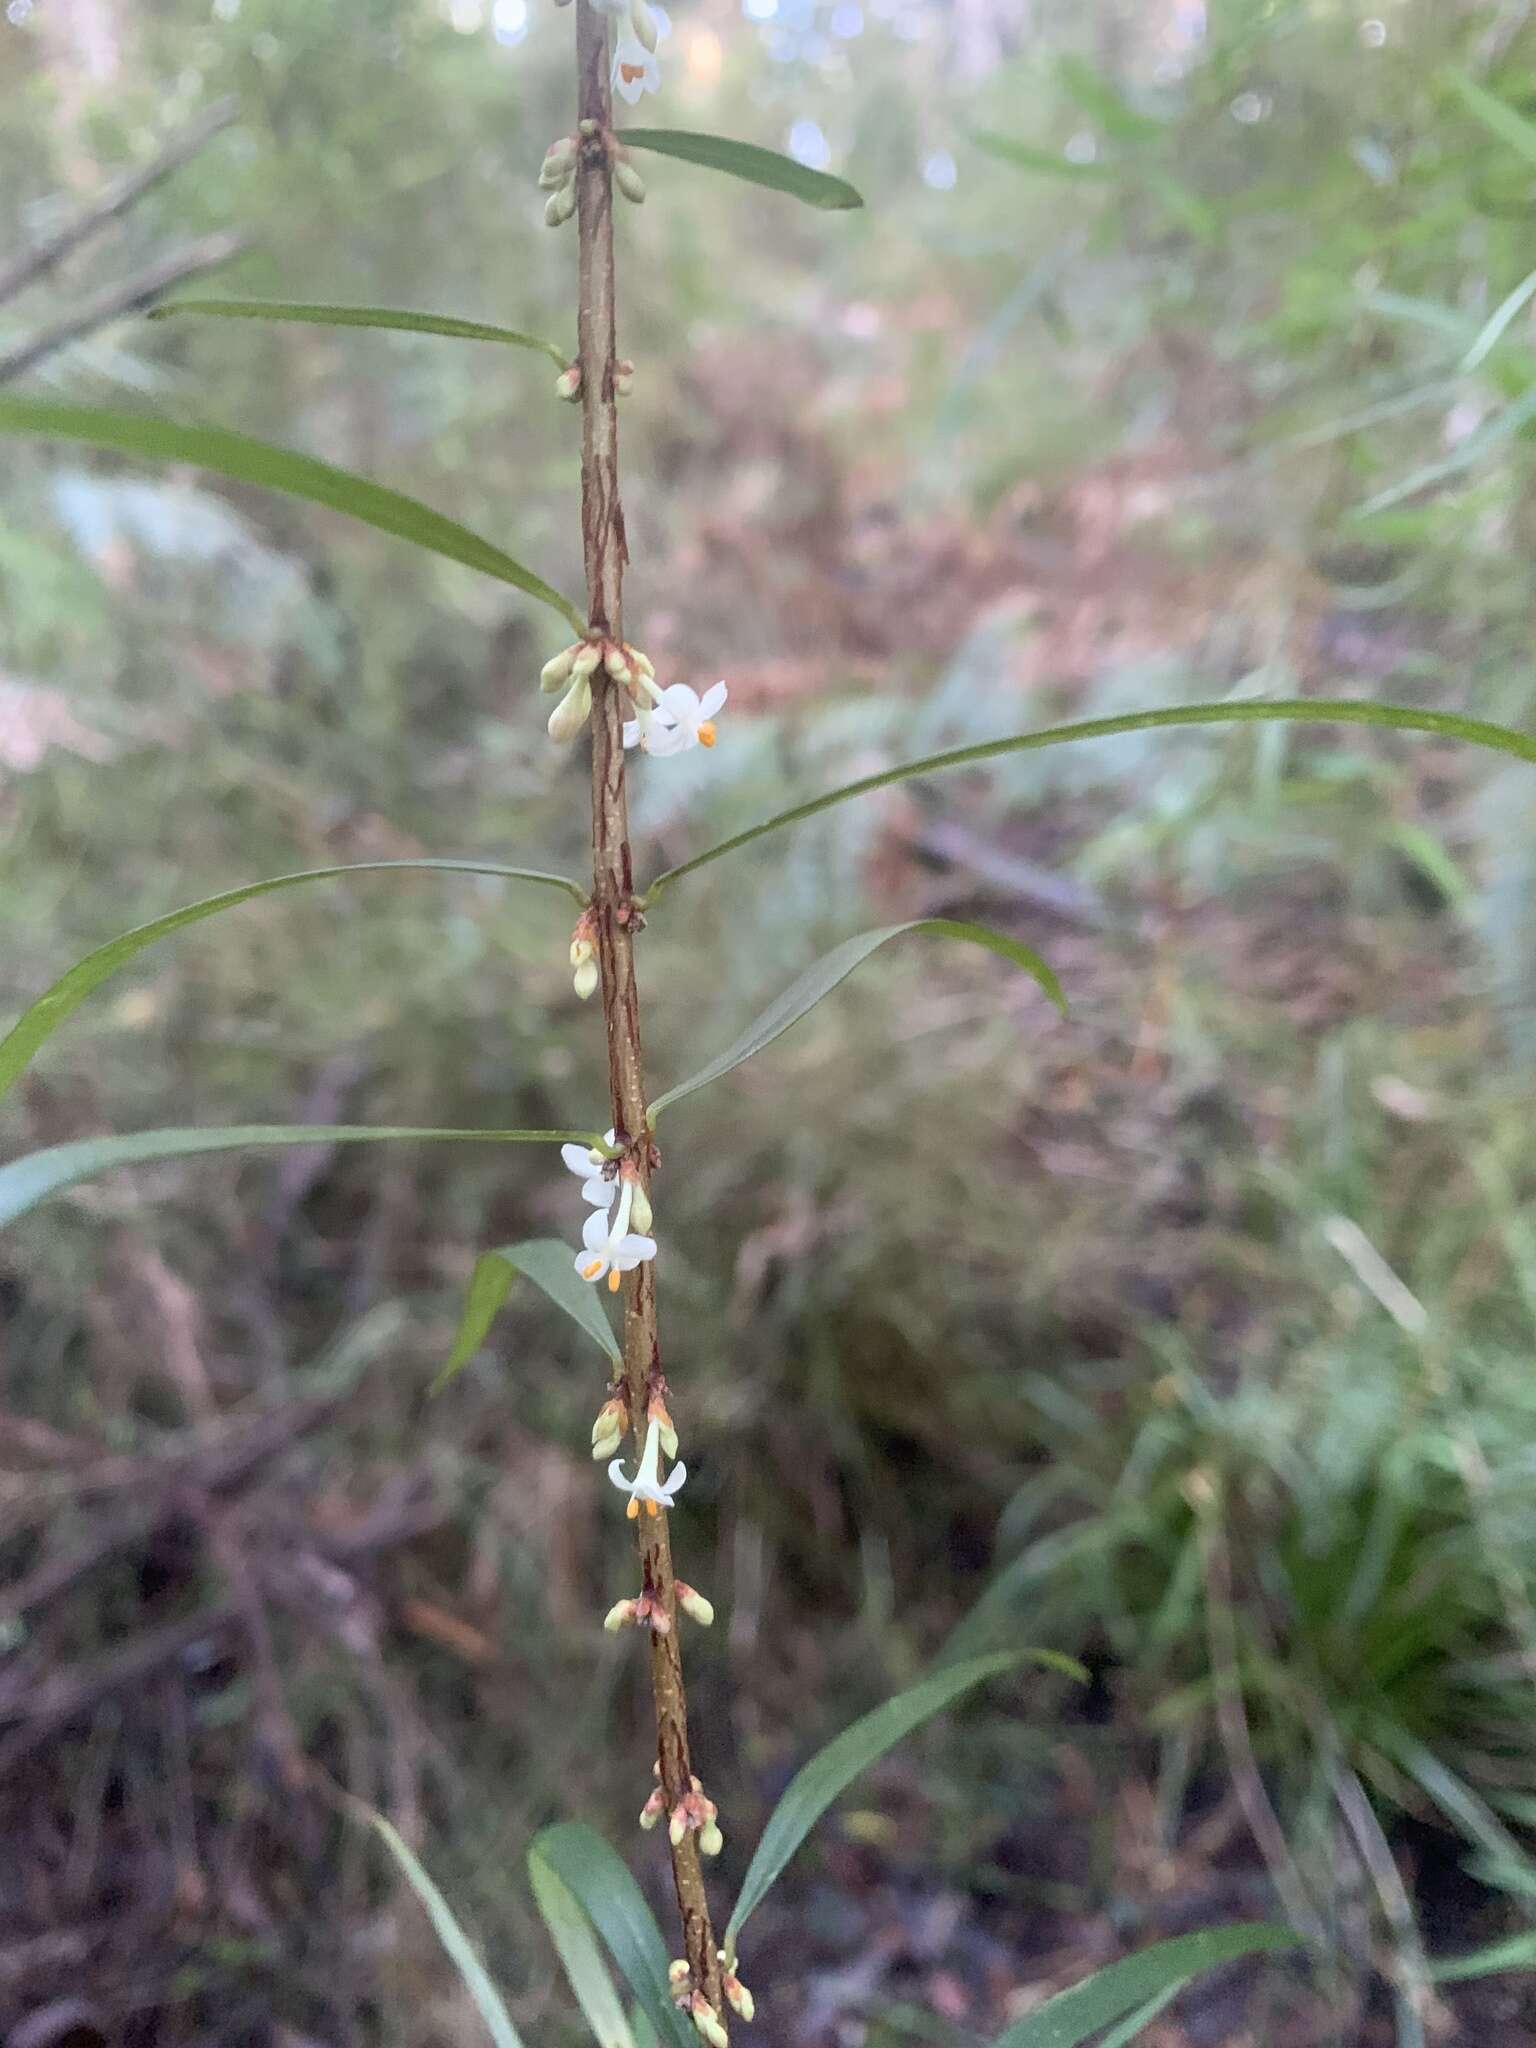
[691,1995,729,2048]
[615,160,647,205]
[614,360,636,399]
[669,1961,692,1990]
[571,642,603,680]
[603,1599,637,1632]
[631,0,659,50]
[698,1819,724,1858]
[545,183,577,228]
[723,1976,754,2023]
[541,644,578,693]
[668,1807,688,1848]
[574,956,599,1001]
[540,137,578,187]
[548,674,593,743]
[604,643,632,684]
[629,1179,653,1234]
[555,363,583,403]
[639,1788,664,1830]
[676,1582,714,1628]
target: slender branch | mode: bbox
[0,97,240,308]
[573,0,725,2016]
[0,231,249,385]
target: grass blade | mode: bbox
[361,1807,526,2048]
[987,1925,1298,2048]
[0,859,585,1104]
[0,396,586,631]
[619,129,862,209]
[648,921,1063,1122]
[641,699,1536,902]
[0,1124,595,1230]
[972,131,1113,179]
[1447,68,1536,169]
[1353,380,1536,518]
[528,1823,695,2048]
[149,297,569,366]
[725,1650,1080,1951]
[434,1237,620,1392]
[528,1850,636,2048]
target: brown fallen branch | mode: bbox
[0,231,249,385]
[0,98,238,307]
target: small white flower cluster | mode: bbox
[670,1957,754,2033]
[540,636,730,757]
[592,0,667,105]
[562,1132,657,1291]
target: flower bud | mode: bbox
[631,0,659,50]
[604,643,632,685]
[614,359,636,398]
[639,1788,665,1830]
[676,1581,714,1628]
[691,1995,730,2048]
[647,1393,677,1460]
[723,1975,754,2023]
[545,183,577,228]
[548,675,592,743]
[540,136,578,186]
[573,955,600,1002]
[698,1818,724,1858]
[555,362,583,403]
[571,642,603,680]
[603,1598,637,1632]
[629,646,655,679]
[669,1959,691,1990]
[668,1805,688,1848]
[615,160,647,204]
[628,1178,653,1235]
[541,644,578,693]
[579,117,600,136]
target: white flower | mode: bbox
[561,1130,618,1208]
[624,681,727,756]
[612,11,666,103]
[608,1415,687,1518]
[575,1178,657,1290]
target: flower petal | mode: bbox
[663,1461,687,1495]
[607,1457,634,1488]
[622,719,642,749]
[583,1178,616,1207]
[645,723,688,758]
[658,683,700,719]
[700,681,728,717]
[582,1208,612,1250]
[562,1142,594,1175]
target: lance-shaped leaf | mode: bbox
[528,1846,635,2048]
[0,1124,594,1231]
[0,396,587,632]
[649,921,1062,1122]
[972,131,1113,179]
[1446,68,1536,169]
[359,1806,526,2048]
[619,128,862,210]
[149,297,570,367]
[434,1237,620,1393]
[642,699,1536,902]
[725,1650,1083,1952]
[0,859,586,1104]
[985,1923,1298,2048]
[527,1824,695,2048]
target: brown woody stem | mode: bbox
[573,0,725,2015]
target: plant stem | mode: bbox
[573,1,726,2015]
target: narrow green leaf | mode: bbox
[1429,1931,1536,1984]
[361,1806,526,2048]
[619,128,862,209]
[0,860,585,1104]
[149,297,570,367]
[972,131,1113,179]
[1056,56,1165,143]
[0,396,586,632]
[725,1650,1080,1949]
[1461,265,1536,372]
[642,700,1536,902]
[1354,381,1536,518]
[528,1824,695,2048]
[1095,1986,1182,2047]
[528,1853,636,2048]
[434,1237,619,1392]
[649,921,1063,1123]
[987,1925,1298,2048]
[0,1124,593,1231]
[1447,68,1536,169]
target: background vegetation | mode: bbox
[6,0,1536,2040]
